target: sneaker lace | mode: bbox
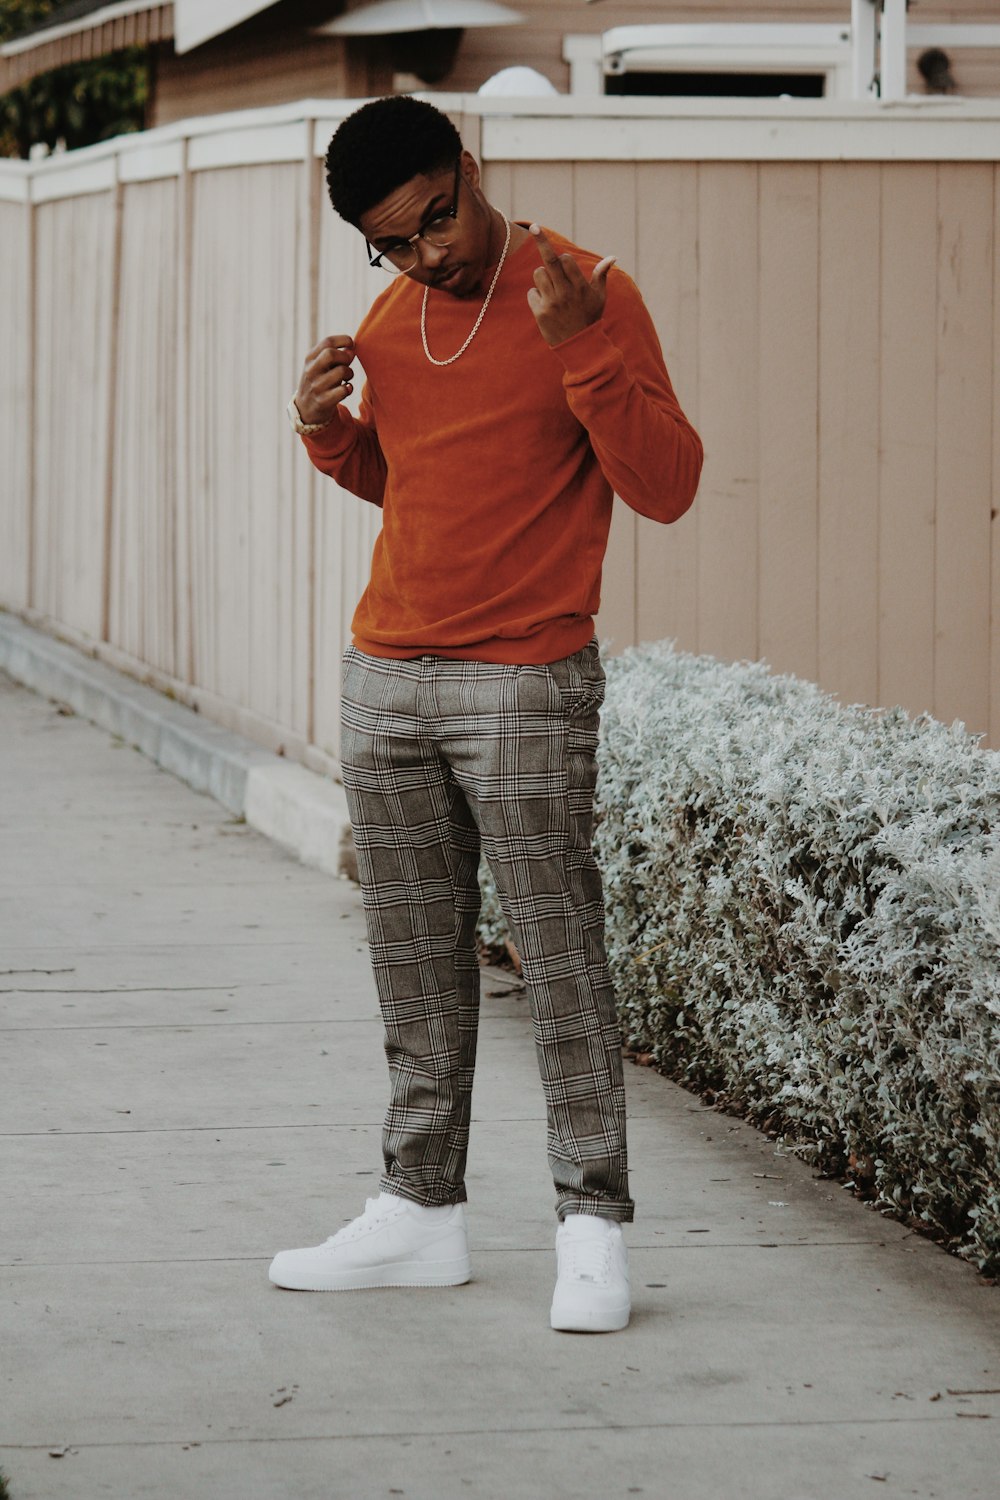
[563,1236,612,1285]
[326,1198,395,1247]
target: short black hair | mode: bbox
[325,96,463,227]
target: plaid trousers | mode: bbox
[340,641,634,1223]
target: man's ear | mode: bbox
[460,149,480,192]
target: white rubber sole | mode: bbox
[269,1253,472,1292]
[550,1299,631,1333]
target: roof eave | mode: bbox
[0,3,172,93]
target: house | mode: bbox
[2,0,999,126]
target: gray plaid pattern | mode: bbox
[340,642,633,1223]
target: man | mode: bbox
[269,95,702,1333]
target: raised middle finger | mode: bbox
[529,223,569,278]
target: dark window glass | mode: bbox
[605,71,827,99]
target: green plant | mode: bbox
[0,0,148,157]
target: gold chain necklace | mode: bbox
[420,212,511,367]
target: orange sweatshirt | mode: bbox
[303,225,703,664]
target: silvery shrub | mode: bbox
[480,641,1000,1273]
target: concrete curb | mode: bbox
[0,610,354,880]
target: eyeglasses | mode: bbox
[366,159,461,276]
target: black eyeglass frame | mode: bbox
[365,158,462,275]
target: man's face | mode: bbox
[359,151,493,300]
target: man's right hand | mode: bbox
[294,335,357,427]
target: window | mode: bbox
[564,26,855,101]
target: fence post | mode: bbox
[880,0,909,100]
[26,169,37,612]
[101,155,124,644]
[851,0,879,99]
[174,134,194,686]
[299,116,321,749]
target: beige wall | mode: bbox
[483,154,998,742]
[152,30,389,128]
[1,98,998,769]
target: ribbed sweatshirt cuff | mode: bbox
[550,320,622,387]
[300,406,355,458]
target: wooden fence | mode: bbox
[1,95,998,766]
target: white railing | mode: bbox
[879,7,1000,101]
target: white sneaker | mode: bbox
[550,1214,631,1332]
[268,1194,471,1291]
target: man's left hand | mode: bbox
[526,224,615,347]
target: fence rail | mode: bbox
[1,95,998,763]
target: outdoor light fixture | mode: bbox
[315,0,523,84]
[317,0,523,34]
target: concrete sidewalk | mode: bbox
[2,664,999,1500]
